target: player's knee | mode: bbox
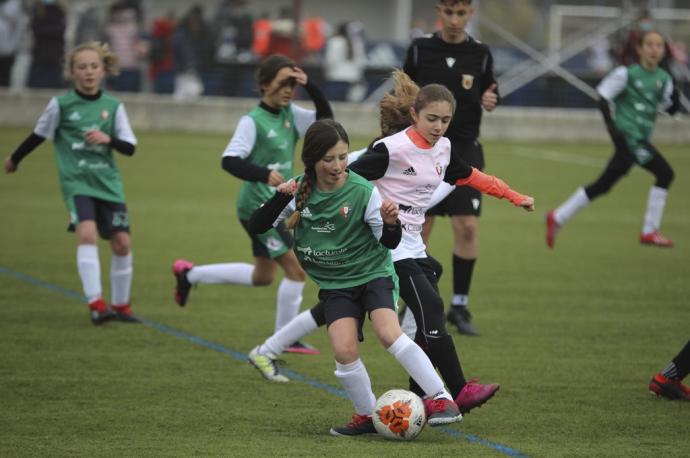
[333,343,359,364]
[110,232,131,256]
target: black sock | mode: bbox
[452,255,476,308]
[671,340,690,380]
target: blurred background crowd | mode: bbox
[0,0,688,107]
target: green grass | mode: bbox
[1,126,688,457]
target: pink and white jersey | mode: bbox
[373,128,451,261]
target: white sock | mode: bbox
[387,334,450,400]
[77,245,101,303]
[334,359,376,416]
[259,310,318,355]
[274,278,304,332]
[400,307,417,340]
[110,253,133,306]
[642,186,668,234]
[553,187,590,226]
[186,263,254,285]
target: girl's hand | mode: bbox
[481,83,498,111]
[84,129,111,145]
[519,196,535,212]
[290,67,308,86]
[380,199,399,224]
[4,156,17,173]
[267,170,285,187]
[277,179,298,195]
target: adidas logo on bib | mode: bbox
[69,111,81,121]
[267,129,278,138]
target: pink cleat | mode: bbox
[284,341,320,355]
[639,231,673,248]
[454,379,500,414]
[172,259,194,306]
[423,398,463,426]
[545,210,559,249]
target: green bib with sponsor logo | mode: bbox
[293,171,396,290]
[236,105,298,219]
[613,64,671,152]
[53,90,124,209]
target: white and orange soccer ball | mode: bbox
[373,389,426,441]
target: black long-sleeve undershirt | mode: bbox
[10,132,135,167]
[248,188,402,249]
[348,140,473,185]
[222,79,333,183]
[248,191,293,234]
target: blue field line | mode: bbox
[1,265,529,457]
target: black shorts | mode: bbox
[319,276,397,327]
[68,195,130,240]
[239,219,294,259]
[427,138,484,217]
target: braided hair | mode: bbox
[287,119,350,229]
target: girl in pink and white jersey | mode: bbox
[248,71,533,416]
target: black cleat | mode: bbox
[446,307,479,336]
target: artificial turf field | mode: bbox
[1,126,688,457]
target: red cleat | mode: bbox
[545,210,559,249]
[112,303,140,323]
[454,379,500,414]
[639,231,673,247]
[88,298,114,325]
[329,414,376,436]
[649,373,690,400]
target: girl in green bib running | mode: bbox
[4,42,138,325]
[249,119,463,435]
[172,55,332,354]
[547,31,677,249]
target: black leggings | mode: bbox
[585,141,674,200]
[395,257,466,397]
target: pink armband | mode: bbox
[456,168,528,207]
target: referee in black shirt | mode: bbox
[403,0,498,336]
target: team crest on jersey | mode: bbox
[284,120,291,129]
[462,74,474,90]
[100,110,109,120]
[435,162,443,176]
[339,203,352,219]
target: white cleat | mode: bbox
[248,346,289,383]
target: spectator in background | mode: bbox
[301,14,328,62]
[172,5,214,99]
[0,0,28,87]
[252,12,272,59]
[213,0,254,63]
[148,11,175,94]
[74,4,103,45]
[266,7,297,60]
[104,1,147,92]
[323,21,367,102]
[27,0,66,89]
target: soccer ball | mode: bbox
[373,389,426,441]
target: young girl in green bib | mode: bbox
[547,31,677,249]
[249,119,464,435]
[4,41,138,324]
